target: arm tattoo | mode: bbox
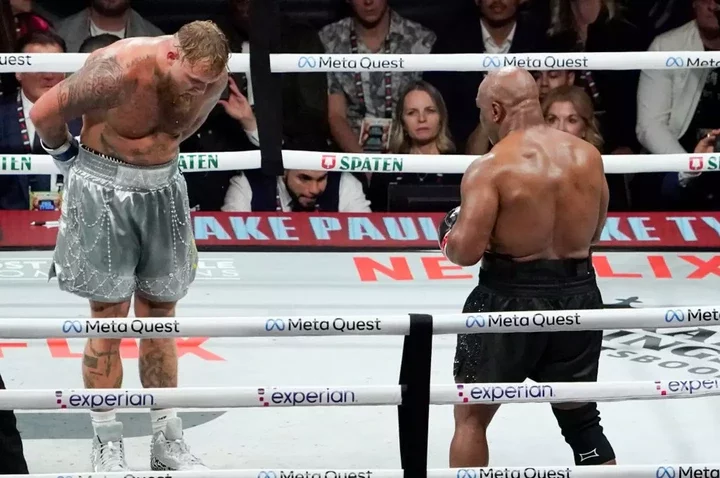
[56,55,133,119]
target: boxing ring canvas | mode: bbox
[0,250,718,472]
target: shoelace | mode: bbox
[98,441,125,470]
[166,438,202,464]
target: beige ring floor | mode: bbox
[0,250,717,472]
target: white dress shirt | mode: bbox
[20,90,36,145]
[221,173,372,212]
[481,20,516,54]
[90,20,126,38]
[239,41,262,146]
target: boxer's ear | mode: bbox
[491,102,503,123]
[167,50,180,62]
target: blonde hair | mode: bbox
[542,85,604,150]
[389,80,455,154]
[548,0,618,36]
[176,20,230,75]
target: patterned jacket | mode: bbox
[319,11,436,136]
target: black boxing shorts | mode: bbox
[454,252,603,385]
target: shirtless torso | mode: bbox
[442,69,608,267]
[472,125,607,261]
[32,36,227,165]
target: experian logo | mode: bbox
[257,387,357,407]
[55,390,156,409]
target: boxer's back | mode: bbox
[487,125,606,261]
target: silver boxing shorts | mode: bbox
[49,144,198,303]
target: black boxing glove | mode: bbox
[438,206,460,256]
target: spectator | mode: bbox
[370,80,459,211]
[1,1,56,97]
[425,0,545,154]
[222,170,371,212]
[545,0,645,155]
[0,31,81,210]
[78,33,121,53]
[542,85,630,209]
[542,85,603,149]
[638,0,720,210]
[10,0,58,36]
[211,0,329,150]
[55,0,163,52]
[533,70,576,102]
[319,0,436,154]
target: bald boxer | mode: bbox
[439,67,616,467]
[29,21,230,471]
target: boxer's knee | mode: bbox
[454,403,499,432]
[133,293,177,318]
[551,403,615,465]
[89,300,130,319]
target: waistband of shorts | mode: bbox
[479,252,595,284]
[75,144,179,189]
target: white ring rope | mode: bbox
[1,51,719,73]
[1,379,717,410]
[13,466,720,478]
[0,151,715,175]
[3,306,715,338]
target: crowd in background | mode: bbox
[0,0,718,214]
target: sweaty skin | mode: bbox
[30,36,228,165]
[28,35,228,395]
[444,67,609,266]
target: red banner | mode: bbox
[2,211,720,249]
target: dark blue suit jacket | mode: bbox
[0,90,82,210]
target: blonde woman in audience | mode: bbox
[542,85,603,150]
[542,85,632,209]
[369,80,458,211]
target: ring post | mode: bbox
[397,313,433,478]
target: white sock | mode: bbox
[149,409,177,435]
[90,410,118,435]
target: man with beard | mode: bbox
[56,0,164,52]
[222,169,372,212]
[29,20,229,471]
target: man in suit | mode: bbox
[54,0,164,52]
[0,30,81,210]
[424,0,544,153]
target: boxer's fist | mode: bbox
[438,206,460,256]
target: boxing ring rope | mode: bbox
[0,305,712,338]
[1,379,718,410]
[1,49,718,476]
[13,466,720,478]
[0,151,715,175]
[1,50,719,73]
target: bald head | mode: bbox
[478,67,540,109]
[476,67,544,144]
